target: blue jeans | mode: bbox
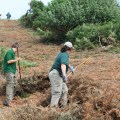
[49,69,68,108]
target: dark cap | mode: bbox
[11,42,19,48]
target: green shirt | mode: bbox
[50,52,69,76]
[3,48,16,74]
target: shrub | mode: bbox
[20,0,120,43]
[35,28,54,43]
[113,22,120,40]
[74,37,96,50]
[20,91,30,98]
[66,24,98,50]
[66,22,120,50]
[20,0,45,29]
[20,59,38,68]
[108,45,120,54]
[0,47,7,69]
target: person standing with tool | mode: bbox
[49,41,74,110]
[3,43,20,107]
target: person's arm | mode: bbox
[61,64,68,82]
[7,57,20,64]
[61,64,67,77]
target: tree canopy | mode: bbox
[20,0,120,43]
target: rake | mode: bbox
[67,57,93,77]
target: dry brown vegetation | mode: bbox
[0,20,120,120]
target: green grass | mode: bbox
[20,91,30,98]
[40,54,49,60]
[20,59,38,68]
[0,46,38,69]
[0,47,7,69]
[108,46,120,54]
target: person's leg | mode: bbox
[49,69,62,108]
[3,73,15,106]
[13,76,18,97]
[60,82,68,107]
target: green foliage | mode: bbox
[67,24,98,42]
[108,46,120,54]
[19,14,33,28]
[20,0,120,46]
[66,24,98,50]
[40,54,49,60]
[20,91,30,98]
[113,22,120,40]
[97,22,115,37]
[20,59,38,68]
[20,0,120,43]
[45,0,119,27]
[20,0,45,29]
[66,22,120,50]
[0,47,7,69]
[74,37,96,50]
[0,47,37,71]
[35,28,54,43]
[80,0,120,23]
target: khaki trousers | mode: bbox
[4,73,17,104]
[49,69,68,108]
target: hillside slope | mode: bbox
[0,20,120,120]
[0,20,61,77]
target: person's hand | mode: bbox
[63,75,68,82]
[16,57,20,61]
[69,66,75,73]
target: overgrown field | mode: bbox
[0,20,120,120]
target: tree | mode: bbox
[20,0,45,28]
[20,0,120,42]
[35,0,120,42]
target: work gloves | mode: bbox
[62,66,74,83]
[69,65,75,73]
[63,75,68,82]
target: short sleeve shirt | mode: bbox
[3,48,16,74]
[50,52,69,76]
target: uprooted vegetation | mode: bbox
[0,20,120,120]
[13,53,120,119]
[0,51,120,120]
[17,74,120,120]
[0,71,119,120]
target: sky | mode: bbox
[0,0,51,20]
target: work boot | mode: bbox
[3,100,9,107]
